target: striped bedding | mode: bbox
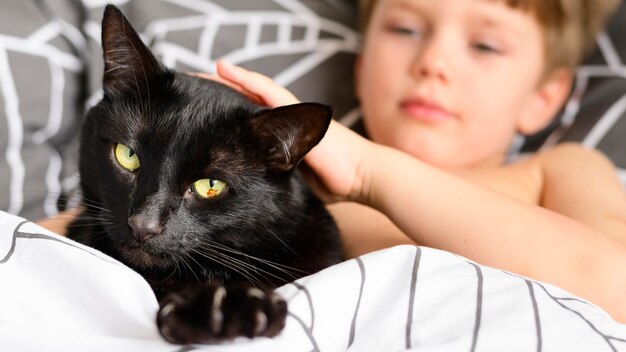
[1,210,625,352]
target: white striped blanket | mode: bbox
[1,211,625,351]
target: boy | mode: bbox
[210,0,626,322]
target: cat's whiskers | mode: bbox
[176,253,201,284]
[62,214,115,227]
[65,221,113,228]
[193,243,296,286]
[170,254,182,275]
[0,192,112,222]
[155,259,181,285]
[168,254,184,278]
[191,247,263,286]
[50,192,114,214]
[67,228,111,243]
[199,238,302,271]
[65,210,116,226]
[190,247,264,287]
[62,205,117,241]
[47,211,107,220]
[267,230,300,258]
[81,201,114,214]
[196,238,308,280]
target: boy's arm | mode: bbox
[329,202,415,258]
[36,207,82,235]
[364,143,626,322]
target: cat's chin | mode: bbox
[118,245,176,270]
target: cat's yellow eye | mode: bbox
[192,178,227,199]
[115,143,140,171]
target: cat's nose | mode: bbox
[128,214,162,242]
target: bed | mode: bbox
[1,1,626,351]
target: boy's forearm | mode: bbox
[36,208,81,235]
[365,145,626,321]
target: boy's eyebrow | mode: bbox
[382,0,523,36]
[472,15,522,37]
[470,1,531,37]
[382,0,426,14]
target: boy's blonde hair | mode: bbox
[358,0,620,74]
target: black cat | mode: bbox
[67,5,342,344]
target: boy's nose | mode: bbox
[410,35,451,84]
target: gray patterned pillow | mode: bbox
[81,0,360,120]
[2,0,625,221]
[0,0,85,221]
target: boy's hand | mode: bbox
[190,60,299,107]
[209,61,376,204]
[216,61,299,107]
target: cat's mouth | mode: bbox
[118,242,176,270]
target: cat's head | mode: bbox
[79,5,333,277]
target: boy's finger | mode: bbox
[298,163,342,204]
[187,72,237,89]
[187,72,265,105]
[217,60,299,107]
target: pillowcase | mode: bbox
[0,0,85,221]
[2,0,624,220]
[81,0,360,120]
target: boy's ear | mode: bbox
[249,103,332,173]
[101,5,163,97]
[517,68,573,135]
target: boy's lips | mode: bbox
[400,98,455,123]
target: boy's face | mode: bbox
[357,0,563,168]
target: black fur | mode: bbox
[67,5,342,344]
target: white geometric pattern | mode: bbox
[82,0,361,119]
[0,7,85,218]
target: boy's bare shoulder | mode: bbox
[535,142,618,178]
[537,143,626,241]
[492,142,623,207]
[531,142,626,239]
[451,143,621,208]
[529,142,623,200]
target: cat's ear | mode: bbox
[250,103,332,172]
[101,5,162,97]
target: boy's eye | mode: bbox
[389,26,423,39]
[114,143,140,171]
[472,42,500,54]
[192,178,227,199]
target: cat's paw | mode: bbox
[156,284,288,345]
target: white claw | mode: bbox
[210,287,227,334]
[247,287,266,300]
[160,325,172,340]
[213,286,227,311]
[160,302,175,317]
[271,293,283,304]
[253,311,268,336]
